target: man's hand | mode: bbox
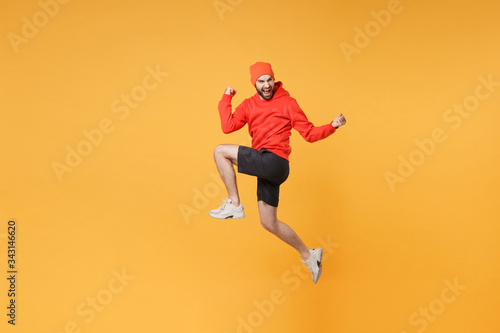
[224,87,237,97]
[332,113,347,128]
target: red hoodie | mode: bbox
[218,81,336,161]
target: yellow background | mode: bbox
[1,0,499,332]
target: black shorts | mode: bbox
[237,146,290,207]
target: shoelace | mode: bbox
[217,199,229,210]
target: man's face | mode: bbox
[255,74,275,100]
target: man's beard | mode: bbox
[257,87,274,100]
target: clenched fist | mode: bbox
[332,113,347,128]
[224,87,237,97]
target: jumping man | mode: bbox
[209,62,346,284]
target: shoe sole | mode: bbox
[314,248,323,284]
[208,212,246,219]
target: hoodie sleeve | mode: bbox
[218,93,247,134]
[288,99,336,143]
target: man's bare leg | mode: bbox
[213,144,241,206]
[258,200,311,259]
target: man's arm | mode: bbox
[289,100,346,143]
[218,86,247,134]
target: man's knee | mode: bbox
[214,144,238,164]
[260,216,277,232]
[214,145,225,158]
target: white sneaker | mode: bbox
[209,198,245,219]
[301,248,323,284]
